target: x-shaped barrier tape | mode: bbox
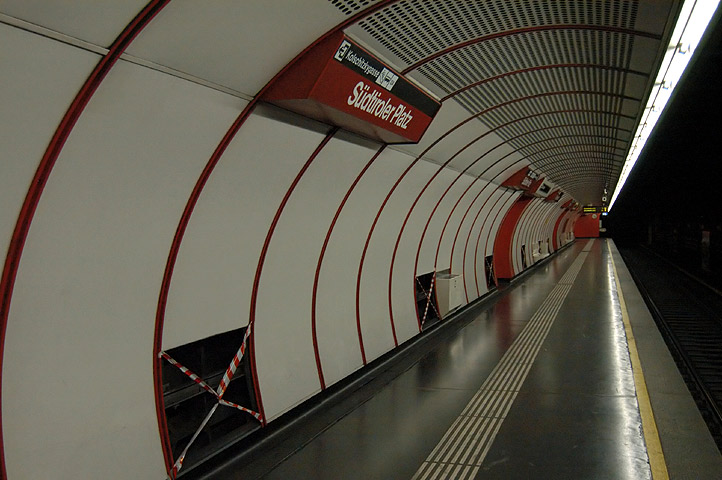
[160,324,261,479]
[417,272,440,324]
[169,403,218,480]
[216,324,252,399]
[159,352,217,396]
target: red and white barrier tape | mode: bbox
[417,273,440,324]
[167,403,218,480]
[218,398,263,421]
[216,323,252,399]
[159,325,261,479]
[159,351,217,396]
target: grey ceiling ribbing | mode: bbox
[329,0,675,205]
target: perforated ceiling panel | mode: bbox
[328,0,382,15]
[333,0,678,206]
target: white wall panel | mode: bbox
[358,149,427,360]
[416,173,475,274]
[390,163,457,343]
[457,184,500,299]
[394,101,485,167]
[557,210,574,248]
[353,148,415,362]
[161,105,346,351]
[163,106,328,349]
[514,199,537,272]
[0,25,97,289]
[510,201,523,275]
[0,1,148,47]
[437,178,486,274]
[127,0,346,96]
[532,203,550,257]
[531,202,549,256]
[316,136,397,387]
[412,168,467,274]
[541,203,558,250]
[476,151,525,182]
[529,205,542,260]
[535,203,553,252]
[447,131,509,173]
[255,128,395,421]
[2,60,241,478]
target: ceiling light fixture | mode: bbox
[608,0,720,211]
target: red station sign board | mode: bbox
[263,32,441,144]
[545,189,563,202]
[501,167,544,195]
[561,199,580,211]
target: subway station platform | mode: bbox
[197,239,722,479]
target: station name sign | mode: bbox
[263,32,441,144]
[545,189,563,203]
[501,167,544,195]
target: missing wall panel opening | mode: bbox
[485,255,496,289]
[162,327,258,470]
[415,271,440,328]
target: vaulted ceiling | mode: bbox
[338,0,679,205]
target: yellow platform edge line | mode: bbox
[608,240,669,480]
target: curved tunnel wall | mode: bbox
[0,1,667,478]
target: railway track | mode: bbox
[619,245,722,450]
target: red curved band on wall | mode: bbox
[153,101,261,469]
[385,90,632,331]
[0,1,171,476]
[388,132,505,330]
[247,128,337,422]
[494,196,534,280]
[462,187,504,301]
[151,0,399,471]
[356,101,477,350]
[477,192,519,294]
[446,106,627,271]
[427,125,614,276]
[552,207,568,250]
[366,95,632,327]
[552,210,567,250]
[419,127,602,282]
[401,24,662,74]
[311,145,385,389]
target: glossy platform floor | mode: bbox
[199,239,722,479]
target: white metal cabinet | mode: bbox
[436,272,463,318]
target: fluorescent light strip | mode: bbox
[608,0,720,211]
